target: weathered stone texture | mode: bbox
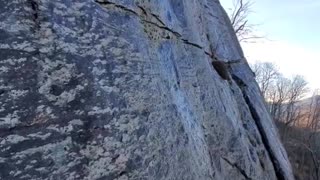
[0,0,293,179]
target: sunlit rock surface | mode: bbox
[0,0,294,179]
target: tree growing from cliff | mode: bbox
[227,0,263,42]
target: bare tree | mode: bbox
[294,90,320,180]
[286,140,320,180]
[284,75,309,126]
[252,61,320,179]
[306,90,320,131]
[251,62,309,126]
[269,75,291,121]
[228,0,262,42]
[251,62,279,100]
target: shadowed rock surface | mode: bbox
[0,0,294,179]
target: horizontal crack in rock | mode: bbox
[141,20,182,37]
[181,39,203,49]
[151,13,166,26]
[95,0,137,15]
[94,0,217,58]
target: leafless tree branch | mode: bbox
[227,0,264,42]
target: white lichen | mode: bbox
[88,106,119,116]
[0,135,27,145]
[0,111,20,127]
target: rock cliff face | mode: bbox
[0,0,294,179]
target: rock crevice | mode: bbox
[0,0,294,179]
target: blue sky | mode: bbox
[220,0,320,92]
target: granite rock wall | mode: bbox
[0,0,294,179]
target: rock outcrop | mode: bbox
[0,0,294,179]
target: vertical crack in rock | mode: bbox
[27,0,41,30]
[232,75,286,180]
[206,33,218,60]
[170,58,181,87]
[221,157,252,180]
[0,0,293,179]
